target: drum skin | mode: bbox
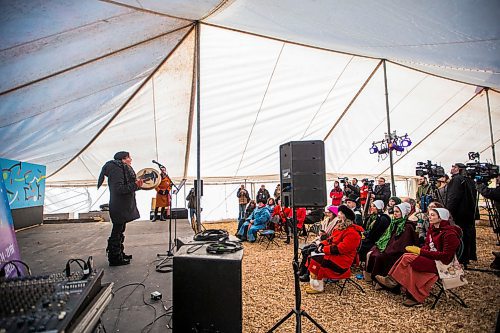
[136,168,161,190]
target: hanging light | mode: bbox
[369,144,379,154]
[400,135,412,147]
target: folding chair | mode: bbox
[429,234,467,309]
[257,229,280,249]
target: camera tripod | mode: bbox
[267,208,328,333]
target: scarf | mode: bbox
[375,216,407,252]
[366,213,378,231]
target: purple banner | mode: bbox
[0,178,23,278]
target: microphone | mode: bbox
[152,160,164,168]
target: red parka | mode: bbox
[309,223,364,279]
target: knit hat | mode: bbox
[327,205,339,216]
[389,196,402,205]
[113,151,129,160]
[373,200,385,211]
[338,204,355,222]
[395,202,411,217]
[345,194,358,204]
[433,208,450,221]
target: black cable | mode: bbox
[0,259,32,278]
[109,258,161,332]
[187,244,203,254]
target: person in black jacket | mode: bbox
[256,184,270,203]
[359,200,390,262]
[476,176,500,270]
[371,177,391,206]
[98,151,143,266]
[445,163,478,266]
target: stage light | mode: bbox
[400,135,412,147]
[369,145,379,154]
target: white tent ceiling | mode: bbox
[1,0,499,186]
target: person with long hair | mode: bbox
[375,208,461,307]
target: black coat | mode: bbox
[445,173,478,263]
[373,184,391,205]
[99,160,140,224]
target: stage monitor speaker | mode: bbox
[194,179,204,196]
[173,244,243,333]
[280,140,327,208]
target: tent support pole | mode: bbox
[195,22,202,232]
[383,60,396,195]
[486,88,496,164]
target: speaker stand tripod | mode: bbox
[267,208,327,333]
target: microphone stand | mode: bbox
[152,161,179,272]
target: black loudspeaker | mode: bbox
[165,208,188,219]
[173,244,243,332]
[280,140,327,208]
[194,179,204,196]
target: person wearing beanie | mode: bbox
[359,200,391,265]
[364,202,418,283]
[345,193,363,226]
[97,151,143,266]
[305,205,365,294]
[386,196,401,216]
[375,207,462,307]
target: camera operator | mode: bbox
[344,178,360,201]
[371,177,391,206]
[445,163,478,266]
[476,175,500,203]
[416,176,431,203]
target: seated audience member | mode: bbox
[295,207,307,232]
[375,208,461,307]
[345,194,363,226]
[359,200,390,263]
[298,206,339,281]
[300,208,325,235]
[364,202,418,282]
[237,200,256,233]
[330,181,343,206]
[236,199,270,242]
[386,196,401,216]
[305,205,364,294]
[416,201,444,246]
[266,197,276,214]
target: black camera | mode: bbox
[361,178,374,186]
[465,162,499,184]
[415,160,445,180]
[338,177,348,184]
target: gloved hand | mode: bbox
[405,245,421,255]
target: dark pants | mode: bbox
[107,222,126,261]
[154,207,166,219]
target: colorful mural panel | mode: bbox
[0,158,46,210]
[0,178,23,278]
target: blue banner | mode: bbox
[0,178,23,278]
[0,158,46,210]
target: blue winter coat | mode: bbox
[246,205,271,227]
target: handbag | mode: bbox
[429,234,468,290]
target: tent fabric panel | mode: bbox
[50,31,196,185]
[188,26,380,178]
[1,28,191,176]
[105,0,222,20]
[0,9,191,93]
[391,90,500,176]
[206,0,500,88]
[0,0,130,50]
[1,79,144,174]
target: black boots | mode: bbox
[109,254,130,266]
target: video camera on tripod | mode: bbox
[466,163,499,184]
[361,178,374,191]
[416,160,446,182]
[338,176,349,184]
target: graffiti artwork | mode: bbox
[0,178,23,278]
[0,158,46,210]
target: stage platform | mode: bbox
[15,218,195,333]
